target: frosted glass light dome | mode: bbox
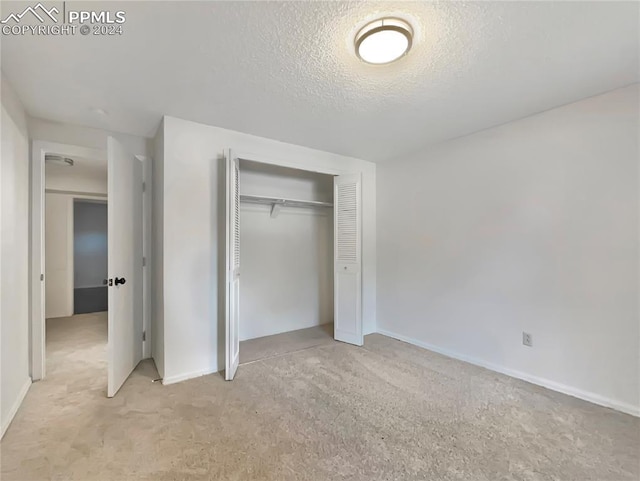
[355,18,413,65]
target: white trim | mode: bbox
[1,377,31,439]
[376,329,640,418]
[66,194,107,202]
[45,189,107,197]
[138,155,152,360]
[66,196,74,316]
[161,367,218,386]
[30,142,46,381]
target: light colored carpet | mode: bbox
[240,323,334,364]
[43,312,108,393]
[1,314,638,480]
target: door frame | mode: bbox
[225,149,364,370]
[232,149,353,177]
[30,140,151,381]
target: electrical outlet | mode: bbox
[522,332,532,347]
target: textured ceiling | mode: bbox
[2,1,638,162]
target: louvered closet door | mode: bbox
[334,173,363,346]
[225,149,240,380]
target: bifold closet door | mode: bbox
[225,149,241,380]
[334,173,363,346]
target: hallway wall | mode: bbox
[1,74,31,437]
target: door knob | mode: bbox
[114,277,126,286]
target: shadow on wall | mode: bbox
[316,209,334,325]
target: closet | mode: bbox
[239,159,334,343]
[224,150,363,380]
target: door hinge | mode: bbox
[40,273,44,281]
[142,182,146,192]
[142,331,146,341]
[142,256,147,267]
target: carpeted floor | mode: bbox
[240,323,334,364]
[1,313,638,480]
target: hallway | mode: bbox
[45,313,108,389]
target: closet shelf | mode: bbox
[240,194,333,218]
[240,194,333,208]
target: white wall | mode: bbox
[45,167,107,195]
[158,115,376,384]
[1,74,31,437]
[239,162,334,340]
[45,193,73,318]
[29,117,150,160]
[240,160,334,202]
[377,84,639,415]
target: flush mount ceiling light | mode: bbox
[45,154,74,166]
[355,17,413,65]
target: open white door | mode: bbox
[107,137,143,397]
[225,149,240,380]
[334,173,363,346]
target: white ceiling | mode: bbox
[2,1,638,162]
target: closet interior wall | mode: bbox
[239,160,334,341]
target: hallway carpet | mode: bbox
[1,316,638,480]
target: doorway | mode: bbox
[43,154,109,388]
[236,160,336,364]
[31,139,149,397]
[73,200,108,314]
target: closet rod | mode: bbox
[240,194,333,208]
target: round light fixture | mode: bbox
[355,17,413,65]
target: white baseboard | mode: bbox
[1,377,32,439]
[162,367,219,385]
[376,329,640,418]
